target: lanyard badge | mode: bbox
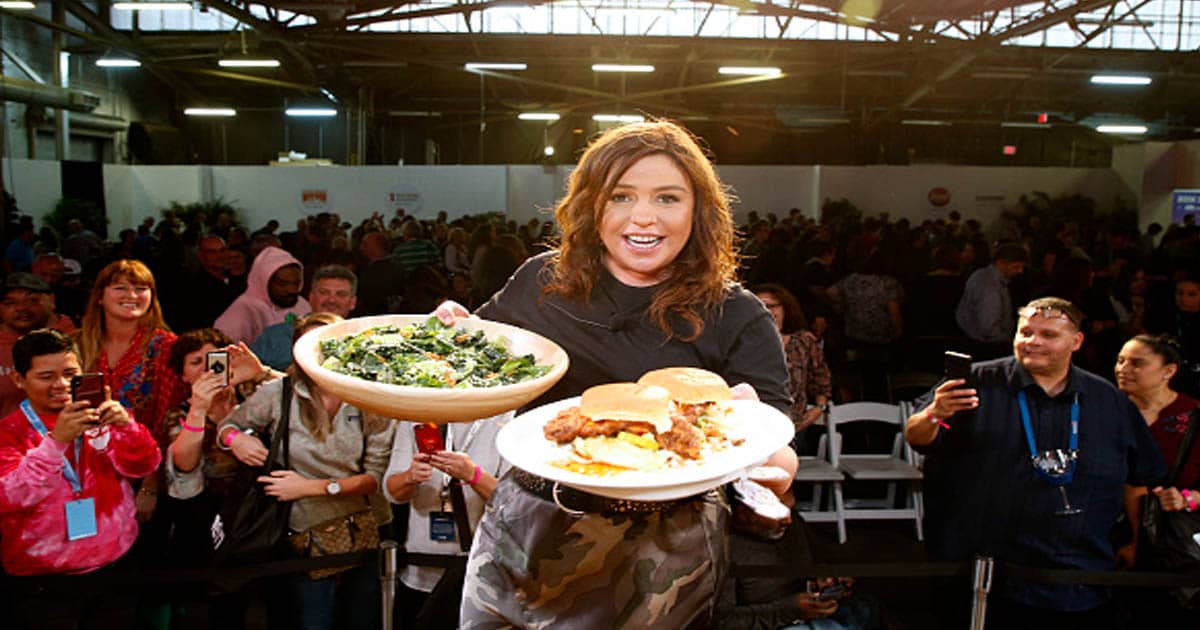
[1017,390,1083,516]
[20,400,98,540]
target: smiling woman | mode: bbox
[451,121,794,629]
[76,259,188,527]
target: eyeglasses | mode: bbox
[1018,306,1079,327]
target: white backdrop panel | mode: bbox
[211,165,508,229]
[718,166,819,222]
[3,158,62,224]
[506,165,561,224]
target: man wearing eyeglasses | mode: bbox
[905,296,1166,628]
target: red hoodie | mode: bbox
[0,406,160,575]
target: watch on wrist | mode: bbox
[325,479,342,496]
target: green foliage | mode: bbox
[45,197,107,238]
[821,197,862,225]
[161,198,243,229]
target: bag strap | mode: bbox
[449,481,472,552]
[266,377,293,471]
[1168,408,1200,486]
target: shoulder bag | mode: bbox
[1140,407,1200,608]
[209,377,294,589]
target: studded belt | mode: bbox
[511,469,701,515]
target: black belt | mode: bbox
[512,469,704,515]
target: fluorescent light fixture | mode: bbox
[718,66,782,77]
[96,58,142,68]
[1097,124,1147,134]
[113,2,193,9]
[1000,122,1050,129]
[388,110,441,117]
[218,58,281,68]
[901,119,951,126]
[0,2,36,9]
[184,108,236,117]
[593,114,645,123]
[518,112,560,121]
[1090,74,1152,86]
[543,146,555,157]
[464,62,527,71]
[286,108,337,117]
[592,64,654,73]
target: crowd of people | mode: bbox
[0,119,1195,630]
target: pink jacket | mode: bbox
[0,407,161,575]
[214,246,311,343]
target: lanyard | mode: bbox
[1017,389,1079,485]
[440,422,484,492]
[20,400,84,496]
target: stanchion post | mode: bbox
[380,540,399,630]
[969,555,995,630]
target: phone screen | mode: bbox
[414,423,444,454]
[71,373,106,408]
[206,351,230,387]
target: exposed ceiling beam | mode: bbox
[870,0,1122,129]
[61,0,203,100]
[198,1,319,83]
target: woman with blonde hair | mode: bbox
[439,120,795,628]
[77,259,188,522]
[218,312,395,630]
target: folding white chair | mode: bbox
[793,412,847,542]
[827,401,924,543]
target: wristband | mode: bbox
[927,410,951,430]
[1184,489,1197,513]
[468,464,482,486]
[180,421,205,434]
[221,428,241,447]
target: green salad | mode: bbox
[318,317,550,388]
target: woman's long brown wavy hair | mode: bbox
[545,120,737,340]
[78,259,170,371]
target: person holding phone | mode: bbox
[218,313,395,630]
[160,329,279,564]
[905,297,1166,627]
[383,415,509,629]
[437,121,794,628]
[0,329,160,628]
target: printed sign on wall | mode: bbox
[301,189,330,212]
[387,184,422,215]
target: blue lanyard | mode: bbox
[20,400,84,496]
[1017,389,1079,485]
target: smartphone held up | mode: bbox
[943,351,972,383]
[70,373,106,409]
[206,351,230,387]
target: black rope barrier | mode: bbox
[15,549,1200,593]
[731,559,1200,589]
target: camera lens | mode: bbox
[212,362,225,373]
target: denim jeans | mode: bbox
[289,557,380,630]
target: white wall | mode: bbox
[819,165,1132,230]
[506,165,561,223]
[2,158,61,222]
[719,165,821,221]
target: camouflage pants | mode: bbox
[460,470,728,629]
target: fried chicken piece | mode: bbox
[656,416,705,459]
[578,419,655,438]
[543,409,656,443]
[544,407,587,443]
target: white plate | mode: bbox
[496,397,795,501]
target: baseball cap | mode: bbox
[2,273,52,295]
[62,259,82,276]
